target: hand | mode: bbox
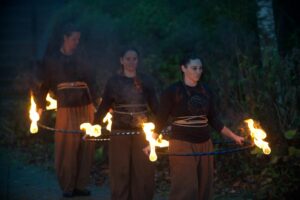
[152,132,159,140]
[143,145,151,156]
[221,126,245,146]
[37,108,43,117]
[234,135,245,145]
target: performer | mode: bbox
[154,54,244,200]
[94,48,158,200]
[35,24,98,197]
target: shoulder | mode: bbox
[168,81,183,90]
[138,72,156,84]
[200,82,210,91]
[106,74,121,84]
[163,81,182,94]
[198,82,215,97]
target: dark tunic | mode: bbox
[35,50,97,109]
[155,81,224,143]
[94,73,158,130]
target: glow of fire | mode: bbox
[80,123,102,137]
[244,119,271,155]
[103,112,112,131]
[46,93,57,110]
[142,122,169,162]
[29,93,40,134]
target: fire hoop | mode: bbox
[158,141,254,156]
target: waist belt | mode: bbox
[114,104,148,115]
[172,115,208,128]
[57,81,93,103]
[57,81,88,90]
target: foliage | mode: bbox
[2,0,299,199]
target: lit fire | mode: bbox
[244,119,271,155]
[29,93,40,134]
[103,112,112,131]
[142,122,169,162]
[80,123,102,137]
[46,93,57,110]
[80,112,112,137]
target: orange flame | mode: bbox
[46,93,57,110]
[80,123,102,137]
[103,112,112,131]
[244,119,271,155]
[142,122,169,162]
[29,93,40,134]
[80,112,112,137]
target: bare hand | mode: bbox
[143,145,151,156]
[234,135,245,145]
[37,108,43,117]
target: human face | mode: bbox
[181,58,203,86]
[62,31,81,54]
[120,50,138,77]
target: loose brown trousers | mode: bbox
[109,134,155,200]
[55,104,95,193]
[168,139,214,200]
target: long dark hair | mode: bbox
[44,23,81,56]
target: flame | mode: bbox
[80,123,102,137]
[29,93,40,134]
[244,119,271,155]
[142,122,169,162]
[155,134,169,147]
[46,93,57,110]
[103,112,112,131]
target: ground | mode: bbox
[0,147,169,200]
[0,146,254,200]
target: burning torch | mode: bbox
[142,122,169,162]
[244,118,271,155]
[29,93,40,134]
[80,112,113,137]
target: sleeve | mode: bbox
[94,78,114,124]
[144,76,159,115]
[83,62,100,107]
[154,87,174,133]
[206,85,224,132]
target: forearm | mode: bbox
[220,126,238,140]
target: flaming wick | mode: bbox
[29,93,40,134]
[103,112,112,131]
[46,93,57,110]
[142,122,169,162]
[244,119,271,155]
[80,123,102,137]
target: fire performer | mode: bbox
[94,48,158,200]
[34,24,98,197]
[153,54,244,200]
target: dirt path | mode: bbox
[0,147,169,200]
[0,147,111,200]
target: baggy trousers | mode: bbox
[168,139,214,200]
[109,133,155,200]
[55,103,95,193]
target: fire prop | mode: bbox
[244,119,271,155]
[80,123,102,137]
[29,93,40,134]
[80,112,113,137]
[103,112,112,131]
[46,93,57,110]
[142,122,169,162]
